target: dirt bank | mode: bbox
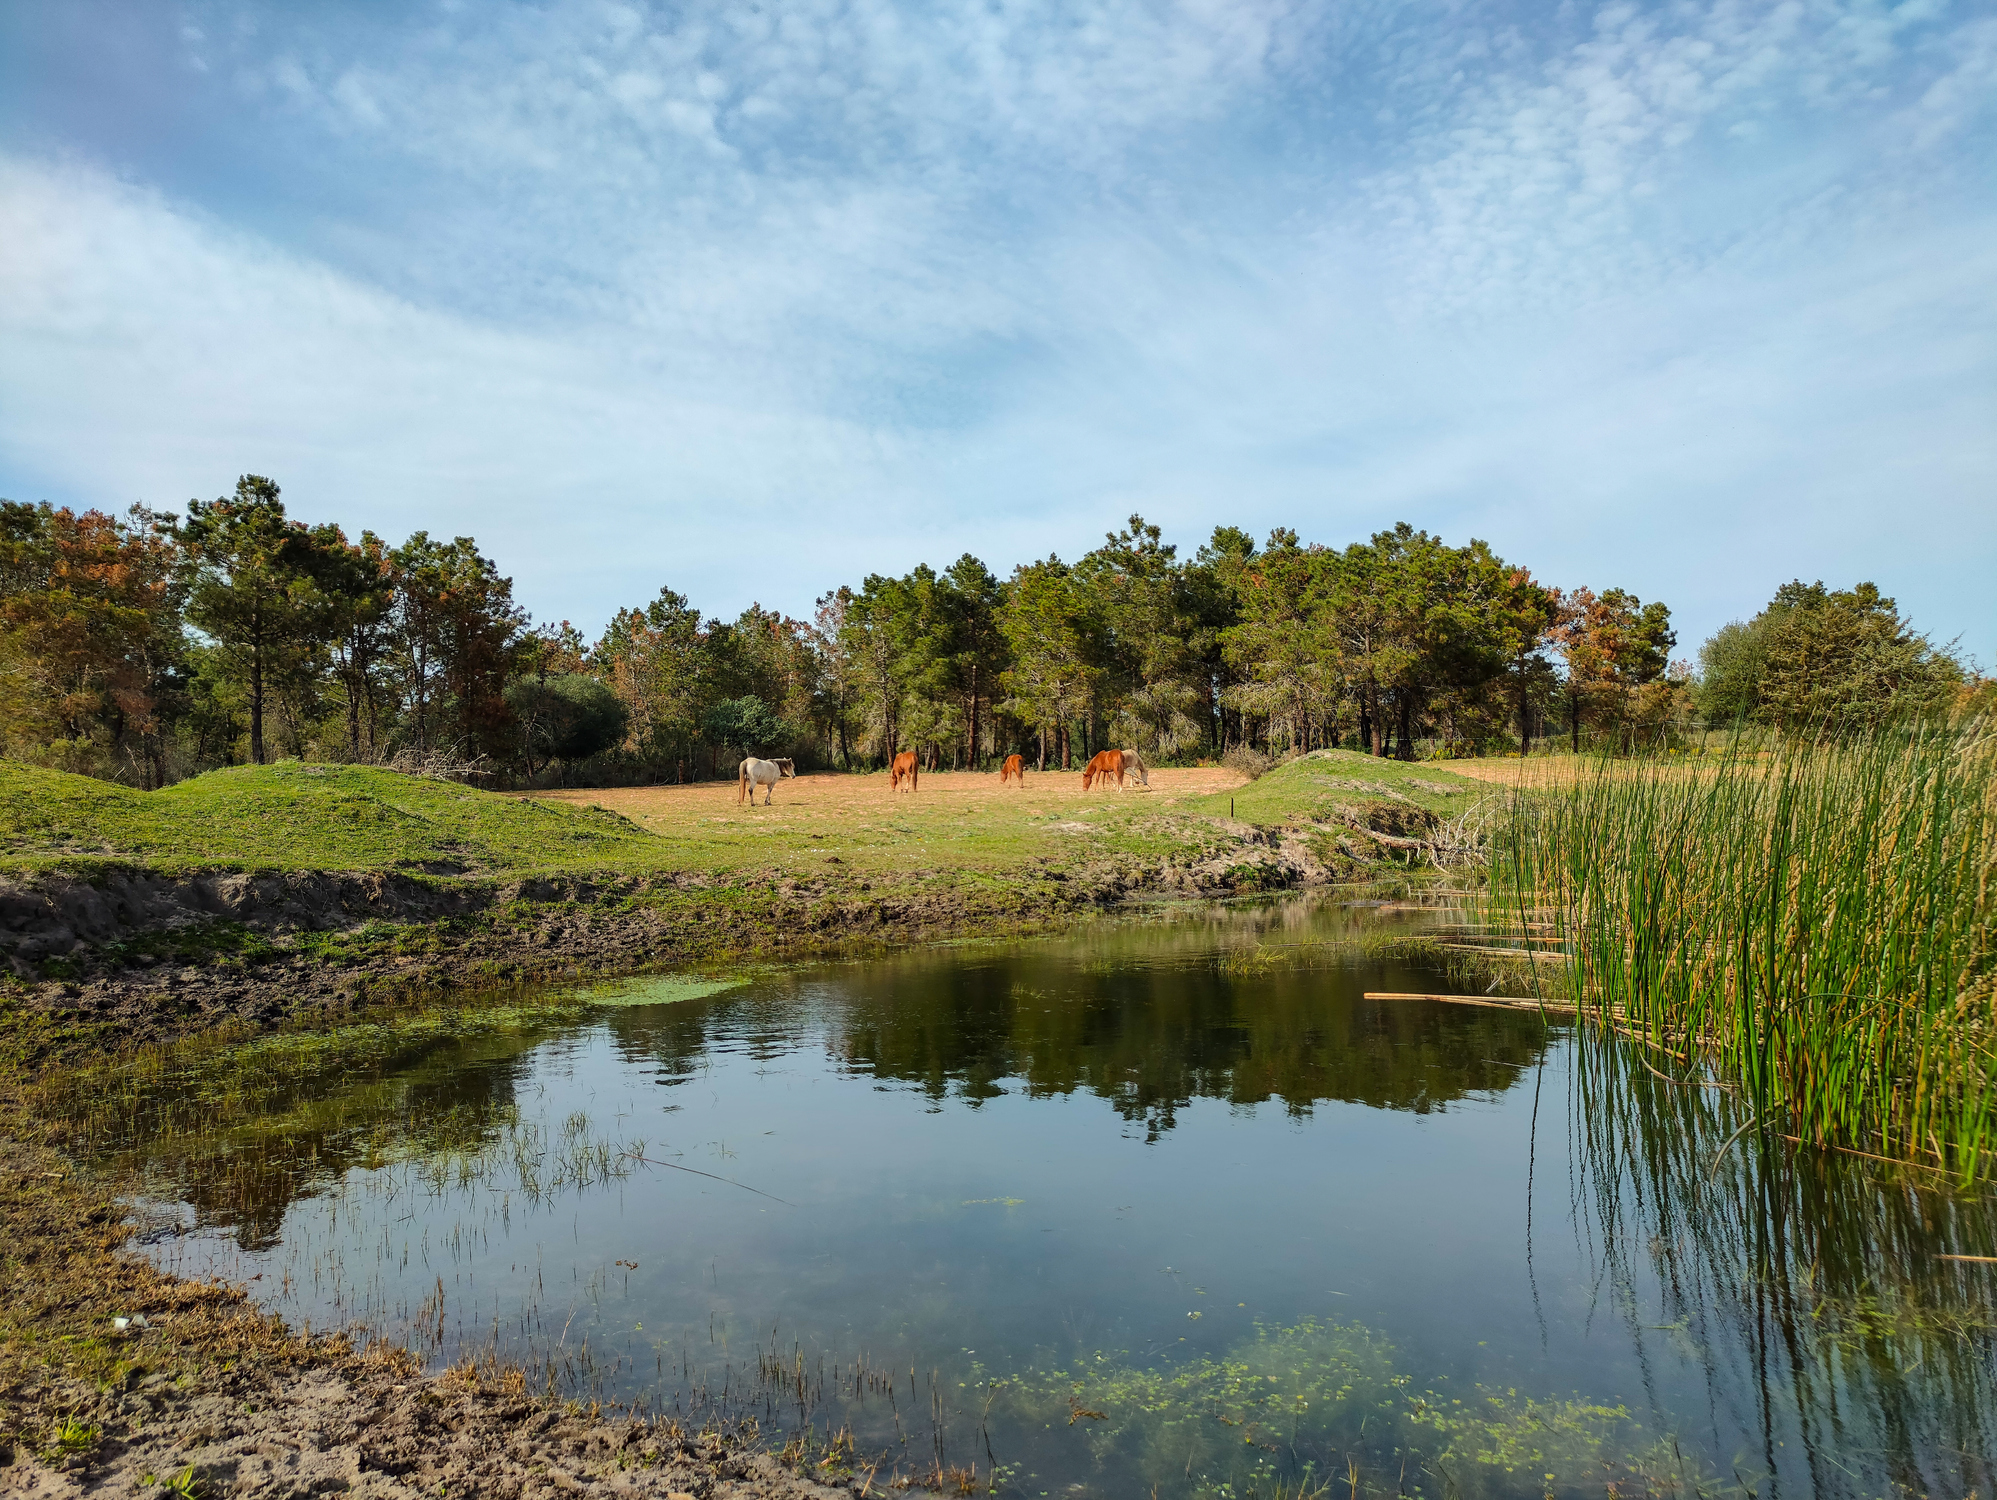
[0,1142,913,1499]
[14,1372,872,1500]
[0,820,1361,1057]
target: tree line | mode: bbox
[0,476,1972,788]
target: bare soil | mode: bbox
[533,766,1243,821]
[1421,758,1588,788]
[1437,755,1728,789]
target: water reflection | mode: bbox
[65,896,1997,1499]
[57,1010,582,1250]
[1570,1039,1997,1498]
[612,907,1546,1138]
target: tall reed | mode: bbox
[1485,719,1997,1177]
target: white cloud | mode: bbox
[1358,0,1984,312]
[1,0,1992,663]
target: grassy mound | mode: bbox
[1190,749,1488,826]
[0,760,656,874]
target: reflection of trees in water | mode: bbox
[828,960,1552,1139]
[614,897,1543,1137]
[606,900,1549,1138]
[108,1030,554,1251]
[1571,1038,1997,1500]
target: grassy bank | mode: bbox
[1,754,1496,884]
[0,759,657,873]
[0,754,1497,1070]
[1486,722,1997,1178]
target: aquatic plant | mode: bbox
[1486,720,1997,1176]
[1567,1031,1997,1498]
[986,1318,1688,1499]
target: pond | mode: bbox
[84,897,1997,1499]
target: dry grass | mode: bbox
[524,767,1248,880]
[1433,757,1593,788]
[1440,753,1744,791]
[533,766,1243,821]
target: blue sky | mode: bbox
[3,0,1992,663]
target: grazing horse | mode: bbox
[890,751,919,793]
[999,754,1024,785]
[1081,749,1126,790]
[1117,749,1151,787]
[737,756,796,805]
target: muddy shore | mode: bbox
[0,837,1352,1496]
[0,1143,918,1500]
[0,822,1350,1054]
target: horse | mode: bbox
[890,751,919,793]
[999,754,1024,785]
[1081,749,1126,790]
[1117,749,1151,787]
[737,756,796,805]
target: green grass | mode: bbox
[553,784,1244,883]
[1187,749,1489,826]
[0,754,1477,895]
[1485,721,1997,1178]
[0,760,656,874]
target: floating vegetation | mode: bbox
[588,973,757,1007]
[978,1319,1717,1500]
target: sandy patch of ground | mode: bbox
[530,766,1244,828]
[13,1363,864,1500]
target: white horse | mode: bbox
[737,756,796,805]
[1117,749,1151,787]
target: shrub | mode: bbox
[504,674,630,771]
[1221,744,1272,781]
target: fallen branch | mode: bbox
[1364,990,1578,1014]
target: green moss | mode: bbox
[100,924,280,968]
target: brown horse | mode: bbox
[999,754,1024,785]
[890,751,919,792]
[1081,749,1125,790]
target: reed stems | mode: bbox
[1485,719,1997,1178]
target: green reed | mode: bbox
[1485,719,1997,1177]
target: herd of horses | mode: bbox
[739,749,1150,804]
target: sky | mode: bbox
[2,0,1992,666]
